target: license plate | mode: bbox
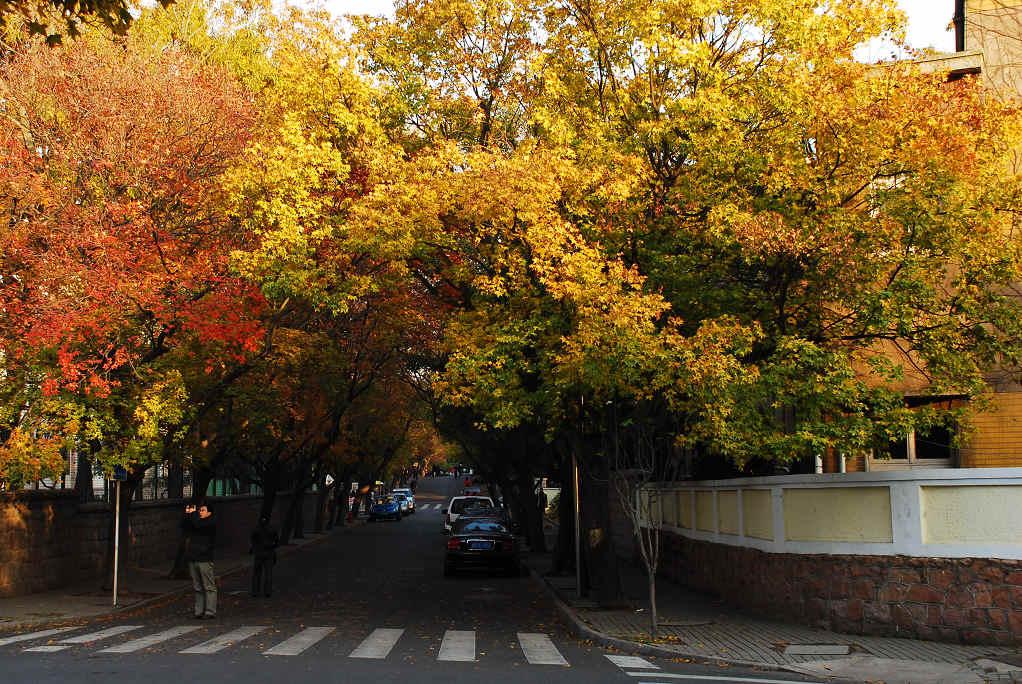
[470,541,493,550]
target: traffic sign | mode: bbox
[111,466,128,481]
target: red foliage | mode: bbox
[0,39,264,394]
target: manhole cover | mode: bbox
[784,644,850,656]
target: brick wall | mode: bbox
[0,490,320,597]
[658,531,1022,647]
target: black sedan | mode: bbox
[443,517,519,576]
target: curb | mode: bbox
[522,558,798,675]
[4,518,365,629]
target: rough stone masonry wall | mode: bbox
[0,489,319,597]
[658,531,1022,647]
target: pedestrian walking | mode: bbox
[182,502,217,619]
[249,515,279,598]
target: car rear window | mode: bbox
[454,520,509,535]
[450,497,490,514]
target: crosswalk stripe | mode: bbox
[437,630,475,662]
[606,654,659,669]
[60,625,143,644]
[517,633,567,665]
[349,628,404,659]
[25,625,144,653]
[180,626,267,654]
[99,626,202,653]
[263,627,334,656]
[0,627,79,648]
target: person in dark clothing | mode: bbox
[249,516,279,597]
[182,503,217,618]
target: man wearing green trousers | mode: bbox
[182,503,217,619]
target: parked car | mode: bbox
[369,495,402,522]
[393,493,410,516]
[392,488,415,513]
[444,517,519,576]
[442,496,494,533]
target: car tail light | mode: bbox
[502,541,514,551]
[447,539,460,550]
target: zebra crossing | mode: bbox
[1,624,571,664]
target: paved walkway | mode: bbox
[522,548,1022,683]
[0,521,358,628]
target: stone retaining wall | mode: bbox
[0,489,319,597]
[659,531,1022,647]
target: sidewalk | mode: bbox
[522,548,1022,684]
[0,518,362,629]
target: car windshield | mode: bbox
[450,498,490,514]
[376,496,395,504]
[454,520,509,535]
[394,489,411,495]
[394,494,407,501]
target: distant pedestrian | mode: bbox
[249,515,279,598]
[182,502,217,619]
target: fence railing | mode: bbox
[637,467,1022,560]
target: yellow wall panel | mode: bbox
[718,490,739,535]
[921,485,1022,545]
[783,487,893,543]
[660,489,677,526]
[695,491,715,532]
[677,491,692,529]
[742,489,773,540]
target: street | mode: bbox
[0,477,826,684]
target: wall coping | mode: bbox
[651,467,1022,490]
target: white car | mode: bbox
[392,488,415,513]
[443,495,494,533]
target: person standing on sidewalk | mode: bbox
[249,515,279,598]
[182,502,217,619]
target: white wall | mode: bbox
[638,468,1022,560]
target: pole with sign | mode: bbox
[111,466,127,607]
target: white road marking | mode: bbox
[263,627,334,656]
[437,630,475,662]
[606,654,660,669]
[99,626,202,653]
[23,645,71,653]
[0,627,79,648]
[629,675,824,683]
[348,628,404,659]
[60,625,143,644]
[180,626,267,654]
[517,632,568,665]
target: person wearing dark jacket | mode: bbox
[182,503,217,618]
[249,516,279,597]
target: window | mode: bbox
[867,423,957,470]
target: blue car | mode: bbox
[369,495,402,522]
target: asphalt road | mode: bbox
[0,477,828,684]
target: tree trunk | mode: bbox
[167,463,184,500]
[313,471,332,533]
[74,448,94,503]
[553,448,575,575]
[649,571,658,638]
[580,446,623,606]
[192,467,213,504]
[293,486,306,539]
